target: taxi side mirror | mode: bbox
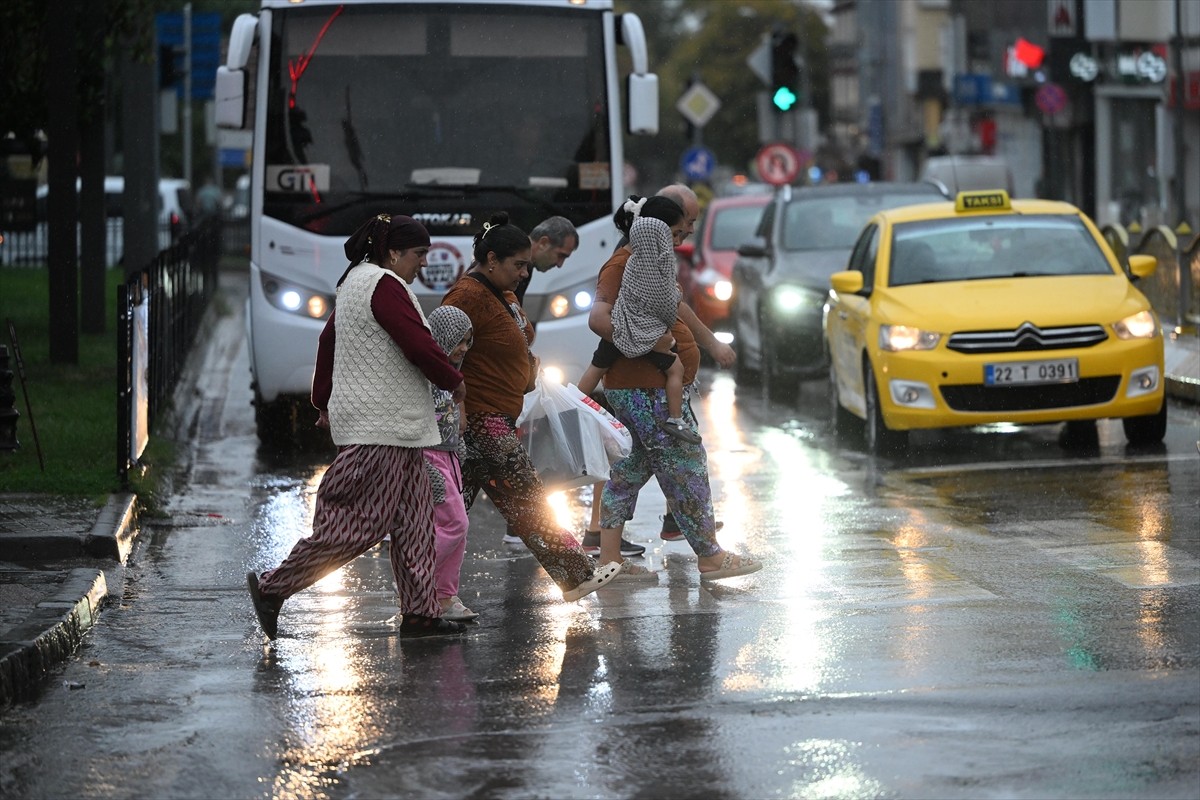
[830,270,865,294]
[1128,254,1156,280]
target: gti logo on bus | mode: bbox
[419,242,466,292]
[265,165,331,193]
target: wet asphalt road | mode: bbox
[0,275,1197,800]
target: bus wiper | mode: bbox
[403,183,560,216]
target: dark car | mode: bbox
[730,181,947,393]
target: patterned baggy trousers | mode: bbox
[259,444,439,618]
[460,412,595,592]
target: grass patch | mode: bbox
[0,267,128,500]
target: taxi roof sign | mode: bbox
[956,190,1011,212]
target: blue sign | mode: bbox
[156,12,222,101]
[680,146,716,181]
[953,73,992,106]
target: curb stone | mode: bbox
[0,567,108,709]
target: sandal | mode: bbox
[657,418,702,444]
[398,614,468,638]
[611,559,659,583]
[439,596,480,622]
[699,553,763,581]
[562,561,622,601]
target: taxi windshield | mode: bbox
[888,215,1112,286]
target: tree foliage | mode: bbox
[617,0,829,189]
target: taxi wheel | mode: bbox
[1123,402,1167,445]
[864,362,907,455]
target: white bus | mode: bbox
[215,0,658,444]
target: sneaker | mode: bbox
[580,529,645,557]
[660,514,724,542]
[439,596,479,622]
[502,532,523,545]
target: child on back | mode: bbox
[424,305,478,622]
[577,195,699,444]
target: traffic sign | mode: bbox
[755,143,801,186]
[1035,83,1068,115]
[676,82,721,128]
[680,146,716,181]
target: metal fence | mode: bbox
[0,219,184,268]
[117,217,221,486]
[1101,223,1200,328]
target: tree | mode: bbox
[0,0,157,359]
[617,0,829,190]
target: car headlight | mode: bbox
[695,268,733,302]
[543,278,595,320]
[1112,310,1158,340]
[261,271,334,320]
[770,285,823,316]
[879,324,941,351]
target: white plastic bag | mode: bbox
[517,377,626,490]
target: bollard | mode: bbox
[0,344,19,451]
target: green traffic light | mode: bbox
[772,86,797,111]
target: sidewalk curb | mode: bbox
[84,493,139,563]
[0,567,108,709]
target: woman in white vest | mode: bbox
[247,214,468,640]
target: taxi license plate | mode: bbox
[985,358,1078,386]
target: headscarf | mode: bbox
[339,213,431,285]
[628,216,675,274]
[427,305,473,359]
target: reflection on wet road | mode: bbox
[0,290,1195,799]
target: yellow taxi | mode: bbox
[824,190,1166,454]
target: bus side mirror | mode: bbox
[620,13,658,136]
[215,67,247,129]
[627,73,658,136]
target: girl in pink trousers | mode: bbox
[424,306,478,621]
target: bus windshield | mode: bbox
[264,4,612,237]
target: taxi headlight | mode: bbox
[879,324,941,352]
[261,272,334,320]
[544,279,595,320]
[1112,310,1157,340]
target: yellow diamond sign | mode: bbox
[676,82,721,128]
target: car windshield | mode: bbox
[781,191,941,251]
[888,214,1113,287]
[709,205,766,250]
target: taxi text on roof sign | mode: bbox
[956,190,1011,212]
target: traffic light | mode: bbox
[770,31,799,113]
[159,44,180,89]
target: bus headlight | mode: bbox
[261,271,334,320]
[544,279,595,320]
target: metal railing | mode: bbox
[117,217,221,486]
[1101,223,1199,328]
[1,219,185,269]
